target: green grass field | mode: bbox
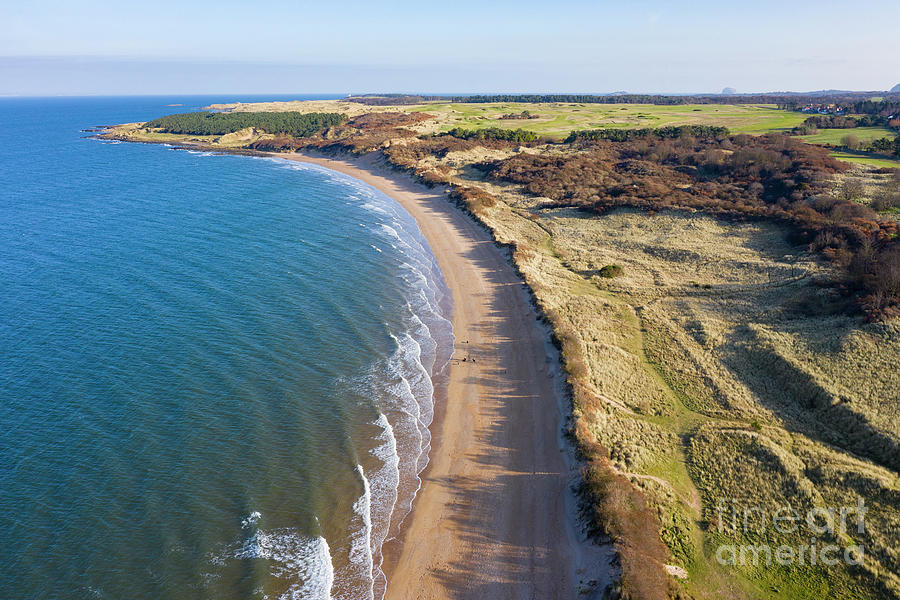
[829,150,900,168]
[407,102,900,167]
[797,126,895,146]
[408,102,808,139]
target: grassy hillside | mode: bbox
[829,150,900,168]
[797,126,896,145]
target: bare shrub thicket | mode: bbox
[484,133,900,318]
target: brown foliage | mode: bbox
[384,136,515,170]
[871,176,900,211]
[482,133,900,317]
[582,459,671,600]
[485,134,846,213]
[837,178,865,201]
[346,111,433,130]
[419,166,452,186]
[851,243,900,319]
[448,185,497,216]
[312,128,419,154]
[247,135,309,151]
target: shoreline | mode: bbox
[272,150,611,598]
[97,131,611,596]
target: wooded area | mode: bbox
[145,111,345,137]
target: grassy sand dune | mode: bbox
[425,133,899,596]
[474,197,900,598]
[468,196,900,598]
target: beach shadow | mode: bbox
[416,231,591,596]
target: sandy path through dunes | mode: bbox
[272,151,608,599]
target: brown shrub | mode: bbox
[419,168,451,186]
[852,243,900,319]
[247,135,309,151]
[836,178,865,202]
[312,128,419,154]
[582,458,671,600]
[385,136,517,171]
[448,185,498,216]
[346,111,433,130]
[481,134,900,315]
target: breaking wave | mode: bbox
[339,165,453,599]
[224,156,453,599]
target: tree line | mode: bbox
[444,127,538,143]
[565,125,729,143]
[781,100,900,124]
[348,92,900,107]
[144,111,345,138]
[837,135,900,156]
[793,114,894,131]
[865,136,900,156]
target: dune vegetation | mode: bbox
[423,144,900,600]
[103,99,900,599]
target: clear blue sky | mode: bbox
[2,0,898,95]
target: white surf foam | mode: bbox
[264,155,453,599]
[212,512,335,600]
[356,180,454,543]
[241,511,262,529]
[367,413,400,597]
[340,465,375,600]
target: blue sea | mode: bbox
[0,96,453,600]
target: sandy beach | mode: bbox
[274,151,608,599]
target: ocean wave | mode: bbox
[242,511,262,529]
[337,465,375,600]
[362,185,454,545]
[273,160,370,194]
[338,209,451,599]
[381,332,429,531]
[211,513,335,600]
[368,414,400,574]
[302,161,450,598]
[267,154,453,599]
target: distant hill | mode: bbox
[721,87,737,95]
[892,83,900,93]
[760,89,897,97]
